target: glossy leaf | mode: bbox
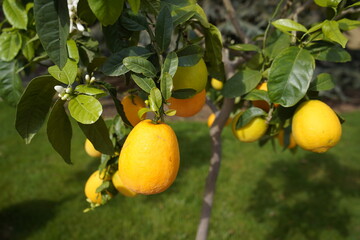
[128,0,141,14]
[34,0,69,69]
[172,6,195,26]
[222,70,262,98]
[47,99,72,164]
[138,107,151,119]
[15,76,58,143]
[101,46,152,76]
[78,117,115,155]
[229,44,260,52]
[244,89,270,102]
[120,10,147,31]
[0,60,23,107]
[193,4,209,28]
[67,40,79,63]
[268,47,315,107]
[3,0,28,29]
[88,0,124,26]
[171,89,196,99]
[0,31,22,61]
[68,95,103,124]
[149,87,162,112]
[123,56,157,78]
[264,30,291,59]
[314,0,341,7]
[322,20,348,48]
[48,59,78,85]
[309,73,335,91]
[177,45,203,67]
[236,107,267,129]
[307,43,351,63]
[160,72,173,100]
[155,6,173,52]
[272,19,307,32]
[162,52,178,77]
[337,18,360,31]
[21,36,35,61]
[75,85,106,96]
[131,74,156,93]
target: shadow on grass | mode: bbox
[247,153,360,240]
[0,196,74,240]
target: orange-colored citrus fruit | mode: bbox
[168,89,206,117]
[84,139,101,158]
[277,129,297,149]
[292,100,342,153]
[121,95,146,127]
[253,82,270,112]
[118,120,180,195]
[112,171,137,197]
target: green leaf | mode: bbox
[123,56,157,78]
[48,59,78,85]
[165,109,176,116]
[309,73,335,91]
[193,4,209,28]
[120,10,147,31]
[160,72,173,100]
[128,0,141,14]
[78,117,115,155]
[15,76,58,143]
[0,31,22,61]
[88,0,124,26]
[171,6,195,26]
[68,95,103,124]
[75,85,106,96]
[67,40,79,63]
[171,88,196,99]
[222,70,262,98]
[0,59,23,107]
[141,0,160,15]
[314,0,341,7]
[47,99,72,164]
[162,52,178,77]
[272,19,307,32]
[177,45,204,67]
[77,0,97,25]
[236,107,267,129]
[268,47,315,107]
[34,0,69,69]
[138,107,151,120]
[306,22,325,34]
[346,2,360,8]
[243,89,270,102]
[229,44,260,52]
[155,6,173,52]
[149,87,162,112]
[21,36,35,61]
[3,0,28,29]
[337,18,360,31]
[101,46,152,76]
[264,30,291,59]
[322,20,348,48]
[204,23,225,81]
[306,42,351,62]
[131,74,156,93]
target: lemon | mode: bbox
[211,78,223,90]
[84,139,101,158]
[121,95,146,127]
[112,171,137,197]
[168,89,206,117]
[232,112,268,142]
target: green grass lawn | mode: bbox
[1,101,360,240]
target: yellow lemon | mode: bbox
[211,78,223,90]
[207,113,232,127]
[118,120,180,195]
[232,112,268,142]
[292,100,342,153]
[112,171,137,197]
[172,58,208,93]
[84,170,106,204]
[84,139,101,158]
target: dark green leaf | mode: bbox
[204,23,225,81]
[172,7,195,26]
[236,107,267,129]
[78,117,115,155]
[47,99,72,164]
[68,95,103,124]
[229,44,260,52]
[314,0,341,7]
[171,88,196,99]
[162,52,178,77]
[120,10,147,31]
[34,0,69,69]
[346,2,360,8]
[243,89,270,102]
[306,42,351,62]
[309,73,335,91]
[0,60,23,107]
[48,59,78,85]
[15,75,58,143]
[123,56,157,77]
[77,0,97,25]
[177,45,203,67]
[101,46,152,76]
[272,19,307,32]
[264,30,291,59]
[131,74,156,93]
[160,72,173,100]
[337,18,360,31]
[3,0,28,29]
[87,57,107,74]
[88,0,124,26]
[75,85,106,96]
[0,31,22,61]
[222,70,262,98]
[268,47,315,107]
[155,6,173,52]
[141,0,160,15]
[322,20,348,48]
[149,87,162,111]
[128,0,141,14]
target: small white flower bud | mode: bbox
[85,74,90,82]
[76,22,85,32]
[65,87,72,94]
[61,94,70,101]
[90,77,96,83]
[54,85,65,93]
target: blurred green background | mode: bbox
[1,102,360,240]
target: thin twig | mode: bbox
[287,0,313,20]
[206,97,218,113]
[335,7,360,20]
